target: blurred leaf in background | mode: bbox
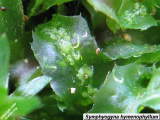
[27,0,73,16]
[0,0,25,62]
[87,0,158,32]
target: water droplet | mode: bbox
[112,67,124,84]
[84,74,89,79]
[46,65,57,72]
[73,51,81,60]
[36,66,40,69]
[70,88,76,94]
[133,54,141,58]
[72,37,80,49]
[24,59,29,64]
[82,32,88,38]
[14,39,18,43]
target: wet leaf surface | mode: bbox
[90,63,160,113]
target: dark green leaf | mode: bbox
[0,0,24,62]
[28,0,73,16]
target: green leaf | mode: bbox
[14,75,52,96]
[118,1,157,30]
[90,63,160,113]
[87,0,157,31]
[0,0,24,62]
[0,87,7,100]
[86,0,119,22]
[31,15,101,111]
[0,34,9,89]
[10,96,41,116]
[0,96,41,118]
[103,39,160,63]
[28,0,73,16]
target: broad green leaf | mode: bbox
[0,0,24,62]
[118,1,157,30]
[87,0,157,31]
[9,96,41,116]
[90,63,160,113]
[0,34,9,89]
[0,96,41,119]
[103,39,160,63]
[28,0,73,16]
[86,0,119,23]
[31,15,103,111]
[14,75,52,96]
